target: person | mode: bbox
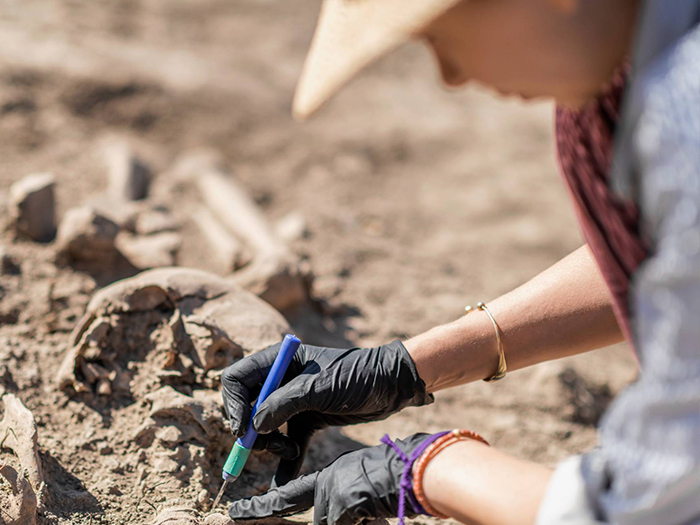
[221,0,700,523]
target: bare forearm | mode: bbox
[405,245,623,392]
[422,440,552,525]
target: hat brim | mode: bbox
[293,0,463,121]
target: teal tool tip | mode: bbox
[222,441,252,479]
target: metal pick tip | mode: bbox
[212,478,230,508]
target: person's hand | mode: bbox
[221,341,433,485]
[228,432,432,525]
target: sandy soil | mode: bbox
[0,1,637,524]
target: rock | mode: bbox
[151,506,199,525]
[115,231,181,269]
[56,267,289,396]
[0,246,21,275]
[196,488,210,509]
[89,198,147,232]
[202,514,232,525]
[54,206,120,270]
[0,394,44,492]
[104,139,152,201]
[231,254,310,314]
[8,173,56,242]
[274,212,309,243]
[0,464,37,525]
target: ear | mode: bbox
[544,0,580,14]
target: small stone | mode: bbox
[202,514,233,525]
[96,377,113,396]
[99,444,113,456]
[274,212,309,242]
[54,206,120,269]
[0,245,21,275]
[8,173,56,242]
[152,506,199,525]
[155,425,184,447]
[196,488,210,508]
[153,455,179,473]
[104,139,152,201]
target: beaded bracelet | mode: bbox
[411,429,490,518]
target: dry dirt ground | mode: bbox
[0,1,637,524]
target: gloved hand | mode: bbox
[228,432,437,525]
[221,340,433,486]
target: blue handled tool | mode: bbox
[212,334,302,508]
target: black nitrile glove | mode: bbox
[229,432,434,525]
[221,340,433,486]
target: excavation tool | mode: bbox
[212,334,302,508]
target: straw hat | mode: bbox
[293,0,463,120]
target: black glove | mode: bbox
[229,432,432,525]
[221,340,433,485]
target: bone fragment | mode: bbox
[115,231,181,269]
[0,394,43,492]
[180,154,309,311]
[195,165,282,257]
[136,208,181,235]
[192,206,249,272]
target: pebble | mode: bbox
[196,488,210,509]
[9,173,56,242]
[202,514,233,525]
[54,206,120,268]
[275,211,309,242]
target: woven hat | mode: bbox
[293,0,462,120]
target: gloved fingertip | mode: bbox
[229,420,244,438]
[251,408,274,434]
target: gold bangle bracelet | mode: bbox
[465,301,507,382]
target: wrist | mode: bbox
[421,437,553,525]
[412,430,490,519]
[404,315,498,392]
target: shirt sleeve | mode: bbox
[537,25,700,525]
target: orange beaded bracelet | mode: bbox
[411,429,489,518]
